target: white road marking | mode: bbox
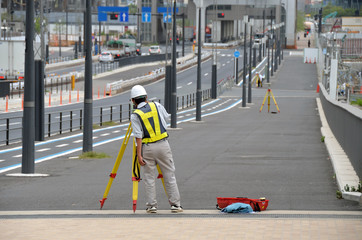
[55,115,70,119]
[204,73,209,76]
[73,139,83,143]
[187,82,192,85]
[56,144,69,148]
[93,136,98,139]
[177,116,184,119]
[222,64,225,67]
[177,86,183,89]
[13,154,22,158]
[0,160,4,162]
[101,133,110,136]
[113,130,121,133]
[227,61,230,64]
[185,114,192,117]
[36,148,51,152]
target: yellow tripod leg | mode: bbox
[132,139,141,212]
[259,90,269,112]
[270,90,280,113]
[157,165,168,198]
[99,123,133,209]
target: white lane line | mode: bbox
[101,133,110,137]
[177,116,184,119]
[187,82,192,85]
[13,154,22,158]
[227,61,230,64]
[0,160,5,162]
[36,148,51,152]
[56,144,69,148]
[177,86,183,89]
[73,139,83,143]
[222,64,226,67]
[185,114,192,117]
[113,130,120,133]
[93,136,98,139]
[204,73,209,76]
[55,115,70,119]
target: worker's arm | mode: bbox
[136,137,146,166]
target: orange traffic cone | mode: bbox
[316,84,320,93]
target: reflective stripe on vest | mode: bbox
[134,102,168,144]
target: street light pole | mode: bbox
[170,0,177,128]
[83,0,93,152]
[248,18,253,104]
[211,1,217,99]
[242,15,248,108]
[22,0,35,173]
[196,7,202,121]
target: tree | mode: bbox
[296,11,305,32]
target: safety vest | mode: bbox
[133,102,168,144]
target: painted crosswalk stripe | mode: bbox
[36,148,51,152]
[56,144,69,148]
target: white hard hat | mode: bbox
[130,85,147,99]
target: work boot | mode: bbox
[171,205,183,213]
[146,206,157,213]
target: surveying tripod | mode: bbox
[99,123,167,212]
[259,83,280,113]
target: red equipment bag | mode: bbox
[216,197,269,211]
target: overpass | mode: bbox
[192,0,297,48]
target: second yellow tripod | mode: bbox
[259,85,280,113]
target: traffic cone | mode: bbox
[314,57,316,64]
[309,58,311,64]
[305,57,308,63]
[360,86,362,94]
[49,92,51,107]
[5,95,8,112]
[316,84,320,93]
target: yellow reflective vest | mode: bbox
[133,102,168,144]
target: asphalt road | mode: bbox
[0,52,360,211]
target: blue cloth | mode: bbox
[221,202,254,213]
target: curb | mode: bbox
[316,98,362,205]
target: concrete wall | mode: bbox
[319,86,362,180]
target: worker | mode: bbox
[130,85,183,214]
[308,39,311,48]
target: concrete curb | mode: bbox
[316,98,362,205]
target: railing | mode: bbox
[0,86,228,146]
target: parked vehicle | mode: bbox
[0,40,25,80]
[149,45,161,55]
[99,51,114,63]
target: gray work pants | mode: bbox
[142,139,181,208]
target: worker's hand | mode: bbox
[138,156,146,166]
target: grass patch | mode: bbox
[321,136,325,142]
[350,98,362,106]
[79,151,111,159]
[102,121,117,127]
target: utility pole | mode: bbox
[196,7,202,121]
[248,18,253,104]
[211,1,217,99]
[83,0,93,152]
[22,0,35,173]
[170,0,177,128]
[242,16,247,108]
